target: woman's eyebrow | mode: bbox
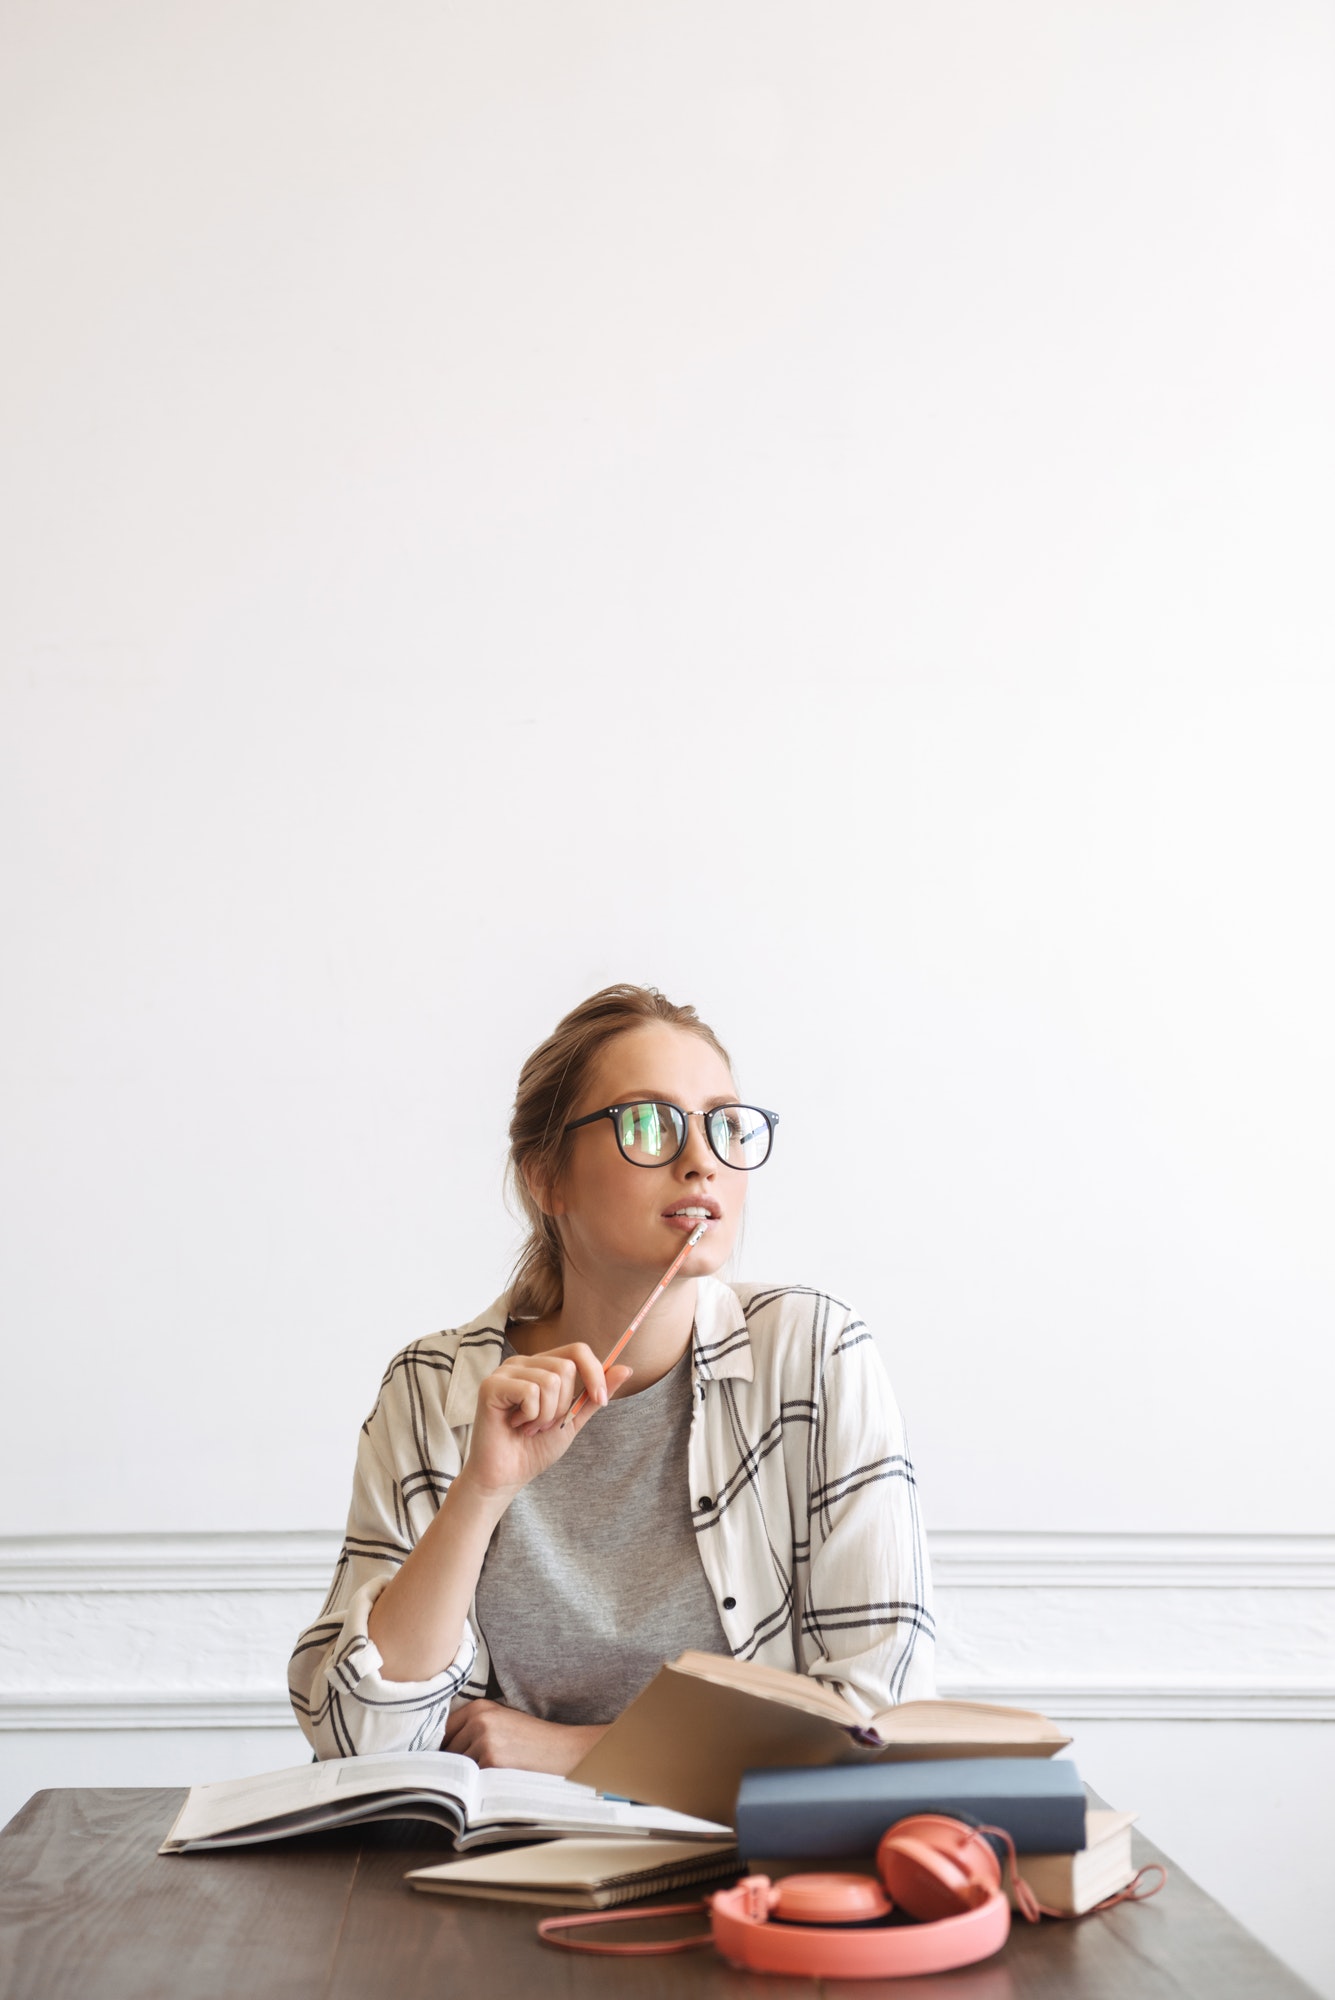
[610,1089,736,1107]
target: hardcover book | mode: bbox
[735,1756,1088,1859]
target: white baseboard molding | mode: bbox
[0,1532,341,1595]
[939,1683,1335,1720]
[2,1528,1331,1729]
[4,1528,1331,1592]
[0,1690,299,1731]
[2,1683,1332,1732]
[930,1531,1335,1589]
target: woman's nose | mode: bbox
[680,1114,716,1174]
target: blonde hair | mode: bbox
[506,984,733,1319]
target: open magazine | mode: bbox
[159,1750,732,1855]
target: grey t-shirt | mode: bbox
[472,1342,731,1725]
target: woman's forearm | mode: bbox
[367,1470,511,1682]
[366,1341,624,1685]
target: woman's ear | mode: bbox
[521,1156,566,1219]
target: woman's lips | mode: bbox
[663,1210,717,1231]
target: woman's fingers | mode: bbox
[479,1346,636,1444]
[441,1706,466,1748]
[569,1364,634,1433]
[518,1365,564,1436]
[486,1369,541,1425]
[442,1700,483,1758]
[555,1343,613,1408]
[484,1355,581,1435]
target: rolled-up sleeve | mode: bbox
[288,1401,477,1758]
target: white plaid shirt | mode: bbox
[289,1279,936,1758]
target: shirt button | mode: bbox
[697,1497,713,1512]
[722,1596,736,1610]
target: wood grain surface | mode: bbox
[0,1787,1319,2000]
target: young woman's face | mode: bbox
[549,1022,749,1288]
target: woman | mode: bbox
[289,984,935,1771]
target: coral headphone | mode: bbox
[538,1813,1164,1975]
[711,1815,1012,1977]
[540,1815,1014,1977]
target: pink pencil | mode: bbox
[564,1220,709,1425]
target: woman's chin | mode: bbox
[630,1223,731,1276]
[684,1233,731,1276]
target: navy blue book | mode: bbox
[735,1757,1087,1860]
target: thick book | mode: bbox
[734,1757,1088,1859]
[748,1808,1139,1918]
[158,1752,732,1855]
[407,1835,742,1908]
[571,1651,1070,1827]
[1009,1810,1139,1916]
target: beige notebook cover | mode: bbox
[407,1836,741,1909]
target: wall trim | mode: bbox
[0,1531,341,1595]
[2,1528,1331,1729]
[929,1530,1335,1589]
[0,1691,299,1731]
[4,1528,1332,1593]
[2,1682,1332,1730]
[939,1684,1335,1721]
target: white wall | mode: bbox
[2,1,1332,1992]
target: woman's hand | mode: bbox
[458,1345,633,1502]
[442,1698,610,1775]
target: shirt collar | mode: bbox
[690,1276,755,1384]
[441,1276,754,1426]
[442,1299,511,1427]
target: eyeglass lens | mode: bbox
[614,1102,772,1169]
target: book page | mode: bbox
[166,1751,480,1845]
[470,1770,729,1839]
[867,1700,1070,1749]
[672,1652,856,1726]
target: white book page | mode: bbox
[473,1769,728,1838]
[598,1801,731,1838]
[168,1752,482,1844]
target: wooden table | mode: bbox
[0,1787,1319,1999]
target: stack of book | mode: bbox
[161,1652,1142,1918]
[566,1651,1143,1918]
[730,1758,1138,1918]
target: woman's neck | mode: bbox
[510,1264,699,1393]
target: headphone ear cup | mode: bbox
[768,1874,892,1925]
[877,1816,1003,1922]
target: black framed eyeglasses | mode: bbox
[563,1101,779,1170]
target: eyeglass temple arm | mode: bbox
[562,1108,615,1133]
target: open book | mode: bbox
[571,1651,1071,1827]
[159,1751,732,1855]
